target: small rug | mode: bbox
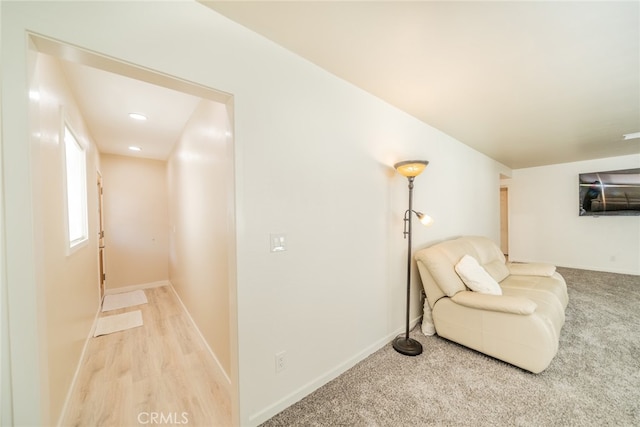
[93,310,143,337]
[101,290,147,312]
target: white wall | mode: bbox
[29,52,101,425]
[101,154,169,290]
[507,154,640,275]
[1,2,508,425]
[167,99,233,381]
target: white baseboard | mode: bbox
[248,316,422,426]
[167,283,232,392]
[558,263,640,276]
[104,280,170,295]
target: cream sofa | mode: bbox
[414,236,568,373]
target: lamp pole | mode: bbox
[392,160,429,356]
[393,175,423,356]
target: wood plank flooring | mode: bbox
[62,286,231,427]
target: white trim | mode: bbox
[167,283,232,392]
[0,128,13,425]
[522,262,640,277]
[249,316,422,425]
[103,280,169,295]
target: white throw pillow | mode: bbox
[455,255,502,295]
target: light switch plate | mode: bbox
[270,234,286,252]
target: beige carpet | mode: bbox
[101,290,147,312]
[261,267,640,426]
[93,310,143,337]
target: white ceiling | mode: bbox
[60,59,203,161]
[204,1,640,169]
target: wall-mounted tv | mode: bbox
[579,168,640,216]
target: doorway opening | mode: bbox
[500,187,509,258]
[28,33,238,426]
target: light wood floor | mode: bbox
[62,286,231,427]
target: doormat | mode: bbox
[94,310,143,337]
[101,290,147,312]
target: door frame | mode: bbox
[24,33,239,427]
[97,171,105,302]
[500,186,509,257]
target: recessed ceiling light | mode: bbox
[128,146,142,152]
[622,132,640,141]
[128,112,147,121]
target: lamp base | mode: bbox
[392,336,423,356]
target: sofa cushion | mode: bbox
[415,239,478,297]
[455,255,502,295]
[484,260,511,282]
[501,287,565,332]
[465,236,510,282]
[501,272,569,309]
[451,291,536,314]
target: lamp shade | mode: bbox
[416,211,434,226]
[394,160,429,177]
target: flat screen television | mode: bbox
[579,168,640,216]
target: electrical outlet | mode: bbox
[275,351,287,373]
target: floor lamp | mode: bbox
[393,160,433,356]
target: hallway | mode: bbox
[62,286,231,426]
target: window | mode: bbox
[64,124,88,250]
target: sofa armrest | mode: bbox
[451,291,537,315]
[507,262,556,276]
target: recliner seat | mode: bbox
[415,236,568,373]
